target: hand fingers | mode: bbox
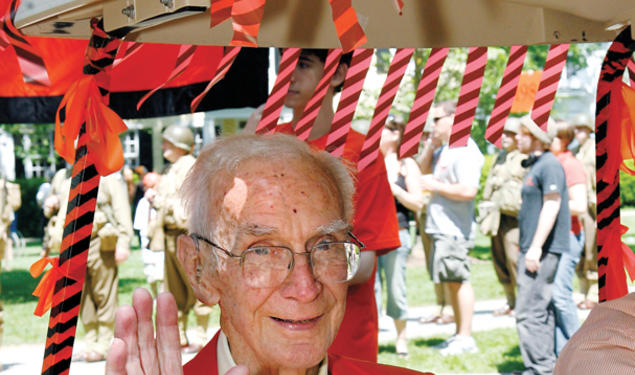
[525,259,539,273]
[105,338,128,375]
[225,365,250,375]
[156,292,184,375]
[113,304,144,374]
[133,288,160,375]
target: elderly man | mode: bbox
[106,134,428,375]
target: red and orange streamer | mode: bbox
[30,257,61,317]
[328,0,368,52]
[230,0,266,47]
[55,76,127,176]
[0,0,51,86]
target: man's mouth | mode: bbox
[271,315,320,324]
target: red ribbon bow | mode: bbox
[30,257,61,317]
[54,76,127,176]
[603,223,635,301]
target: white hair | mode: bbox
[180,133,356,240]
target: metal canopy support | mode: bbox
[15,0,632,48]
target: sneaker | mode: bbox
[439,335,478,356]
[432,334,457,349]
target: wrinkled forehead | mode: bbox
[235,158,338,203]
[214,157,342,239]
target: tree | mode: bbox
[362,43,607,153]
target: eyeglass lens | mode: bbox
[241,243,360,288]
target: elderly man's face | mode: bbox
[200,158,347,370]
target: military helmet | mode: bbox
[503,117,521,134]
[162,125,194,151]
[571,113,594,132]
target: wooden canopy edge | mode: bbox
[15,0,631,47]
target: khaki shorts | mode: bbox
[430,233,472,283]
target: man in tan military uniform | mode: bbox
[0,176,21,347]
[44,168,132,362]
[480,118,527,316]
[573,113,597,310]
[149,125,211,353]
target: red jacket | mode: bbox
[184,331,433,375]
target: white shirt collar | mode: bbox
[217,330,329,375]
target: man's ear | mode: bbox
[177,234,221,306]
[330,63,348,89]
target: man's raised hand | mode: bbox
[105,289,183,375]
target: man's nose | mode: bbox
[279,254,322,302]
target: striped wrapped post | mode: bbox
[44,19,124,375]
[485,45,528,148]
[595,26,634,302]
[530,44,569,131]
[357,48,414,171]
[0,0,51,86]
[325,48,373,157]
[230,0,266,47]
[191,46,242,112]
[295,49,342,140]
[210,0,234,27]
[255,48,301,134]
[399,48,449,158]
[136,44,197,110]
[449,46,488,148]
[328,0,367,52]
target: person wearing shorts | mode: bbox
[418,101,484,356]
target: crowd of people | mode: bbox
[374,100,601,373]
[0,47,626,375]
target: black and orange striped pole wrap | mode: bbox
[595,26,635,303]
[34,18,127,375]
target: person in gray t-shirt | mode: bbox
[417,101,484,356]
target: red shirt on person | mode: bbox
[276,123,401,362]
[556,150,586,235]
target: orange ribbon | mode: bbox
[614,82,635,174]
[30,257,61,317]
[54,76,127,176]
[603,223,635,301]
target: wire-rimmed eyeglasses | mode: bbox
[190,232,364,288]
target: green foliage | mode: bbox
[0,123,56,164]
[379,328,523,374]
[364,43,607,154]
[620,170,635,207]
[14,177,46,238]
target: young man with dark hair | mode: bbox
[245,48,401,362]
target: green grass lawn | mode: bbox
[379,328,524,374]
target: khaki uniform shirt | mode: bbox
[153,154,196,231]
[0,178,20,236]
[46,170,132,252]
[482,149,527,217]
